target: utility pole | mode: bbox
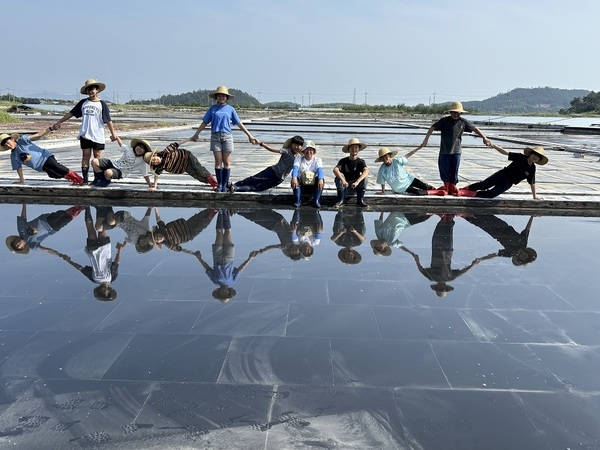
[353,88,356,104]
[364,92,368,105]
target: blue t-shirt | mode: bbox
[202,104,241,133]
[376,157,415,193]
[10,135,53,172]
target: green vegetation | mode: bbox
[0,111,18,123]
[560,91,600,114]
[136,88,260,107]
[463,87,589,114]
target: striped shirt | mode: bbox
[154,142,189,175]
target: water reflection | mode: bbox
[331,209,366,265]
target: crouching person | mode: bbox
[290,140,325,208]
[1,129,83,185]
[333,138,369,207]
[91,138,153,188]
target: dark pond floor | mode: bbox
[0,202,598,449]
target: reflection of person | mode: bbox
[91,138,152,188]
[291,140,325,208]
[236,209,295,259]
[290,209,323,260]
[113,207,154,253]
[188,86,258,192]
[401,214,496,297]
[458,145,548,199]
[375,147,445,196]
[330,209,366,265]
[1,129,83,185]
[149,207,217,252]
[418,101,491,195]
[59,206,124,301]
[143,142,217,190]
[51,79,120,183]
[333,138,370,207]
[5,204,84,255]
[463,214,538,266]
[230,135,305,192]
[186,209,264,303]
[370,211,430,257]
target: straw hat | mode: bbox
[5,235,29,255]
[143,149,160,173]
[80,79,106,95]
[374,147,397,163]
[283,135,304,150]
[342,138,367,153]
[302,140,318,153]
[370,239,392,257]
[209,86,233,99]
[447,101,467,113]
[130,138,152,154]
[0,133,18,148]
[524,146,548,165]
[512,247,537,266]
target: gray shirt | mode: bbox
[271,148,295,180]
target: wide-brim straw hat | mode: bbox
[342,138,367,153]
[0,133,18,149]
[524,146,549,165]
[512,247,538,266]
[5,235,29,255]
[80,79,106,95]
[143,148,159,166]
[370,239,392,257]
[209,85,233,99]
[338,248,362,265]
[447,101,467,113]
[374,147,397,163]
[302,140,317,153]
[130,138,152,154]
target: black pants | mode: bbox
[42,156,69,179]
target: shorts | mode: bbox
[210,132,234,153]
[97,158,123,179]
[80,137,105,151]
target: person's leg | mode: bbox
[213,151,223,192]
[334,178,345,207]
[185,152,212,183]
[81,148,92,183]
[222,152,232,192]
[233,168,280,192]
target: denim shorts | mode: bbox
[210,132,234,153]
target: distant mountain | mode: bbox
[142,88,260,107]
[462,87,590,114]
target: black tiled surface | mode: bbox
[0,203,598,448]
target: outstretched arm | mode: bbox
[237,122,258,145]
[473,126,491,147]
[419,124,436,147]
[257,141,280,153]
[51,112,74,130]
[190,122,209,141]
[405,146,423,159]
[29,127,53,141]
[490,143,509,156]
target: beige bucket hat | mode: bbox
[447,101,467,113]
[342,138,367,153]
[302,140,317,153]
[80,79,106,95]
[374,147,398,163]
[209,86,234,99]
[524,146,549,165]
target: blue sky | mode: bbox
[5,0,599,105]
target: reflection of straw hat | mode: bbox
[80,79,106,95]
[524,146,548,165]
[370,239,392,257]
[342,138,367,153]
[212,286,236,302]
[512,247,537,266]
[374,147,398,163]
[431,283,454,297]
[5,235,29,255]
[209,85,233,99]
[446,101,466,113]
[93,285,117,301]
[131,138,152,154]
[150,227,163,250]
[338,248,362,265]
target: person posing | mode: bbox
[51,79,119,184]
[91,138,153,188]
[188,86,258,192]
[333,138,370,207]
[458,144,548,199]
[290,140,325,208]
[230,135,305,192]
[143,141,217,189]
[419,101,490,195]
[374,147,445,196]
[1,129,83,184]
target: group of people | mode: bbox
[1,81,550,202]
